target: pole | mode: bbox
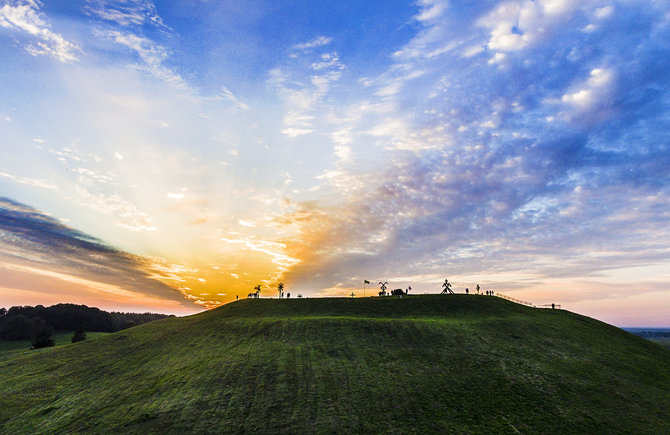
[363,281,366,297]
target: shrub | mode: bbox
[31,327,55,349]
[71,326,87,343]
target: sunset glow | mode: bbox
[1,0,669,326]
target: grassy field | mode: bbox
[0,331,109,356]
[0,295,668,433]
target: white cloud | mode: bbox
[219,86,249,111]
[73,183,157,232]
[271,47,345,138]
[293,35,333,50]
[83,0,167,28]
[0,171,58,190]
[0,0,80,63]
[594,5,614,19]
[311,52,342,71]
[97,29,187,88]
[489,52,507,64]
[281,127,313,137]
[542,0,578,16]
[462,45,485,58]
[238,219,255,227]
[415,0,446,22]
[561,68,614,112]
[478,0,580,54]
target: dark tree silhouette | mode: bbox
[0,304,171,338]
[441,278,454,294]
[71,326,87,343]
[31,327,55,349]
[249,285,261,298]
[277,282,284,298]
[0,314,37,340]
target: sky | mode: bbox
[0,0,669,326]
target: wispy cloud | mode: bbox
[292,35,333,51]
[218,86,250,111]
[0,171,58,190]
[83,0,167,28]
[0,0,80,62]
[270,43,345,138]
[96,29,187,88]
[0,197,199,310]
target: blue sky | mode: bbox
[1,0,669,326]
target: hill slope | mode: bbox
[1,295,668,433]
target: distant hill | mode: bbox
[0,303,174,340]
[1,295,668,433]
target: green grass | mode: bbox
[648,337,670,349]
[0,295,668,433]
[0,331,110,356]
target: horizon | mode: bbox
[1,294,668,330]
[1,0,669,327]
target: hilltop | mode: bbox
[1,295,668,433]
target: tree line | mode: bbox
[0,303,174,341]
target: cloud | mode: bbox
[96,29,187,88]
[414,0,446,23]
[0,0,80,62]
[0,196,200,310]
[477,0,580,53]
[292,35,333,51]
[219,86,250,111]
[269,46,345,138]
[560,68,615,119]
[83,0,167,28]
[2,0,669,323]
[270,0,670,308]
[69,166,157,232]
[0,171,58,190]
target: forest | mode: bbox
[0,303,173,340]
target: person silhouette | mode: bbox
[466,288,469,295]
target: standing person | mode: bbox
[466,288,469,295]
[236,294,238,300]
[476,284,480,295]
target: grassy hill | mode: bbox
[0,295,668,433]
